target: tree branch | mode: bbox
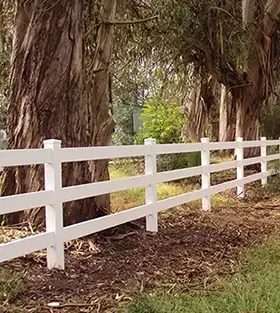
[104,15,158,25]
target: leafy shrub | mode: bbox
[111,103,135,145]
[135,98,186,144]
[262,104,280,139]
[157,152,201,172]
[135,98,201,171]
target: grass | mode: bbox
[0,268,24,305]
[126,236,280,313]
[109,162,189,212]
[109,162,236,213]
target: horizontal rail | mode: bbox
[0,232,54,263]
[60,145,150,162]
[156,166,202,183]
[0,190,54,215]
[243,172,267,184]
[0,149,51,167]
[63,204,152,242]
[208,142,237,151]
[242,141,263,148]
[62,175,151,203]
[209,161,237,173]
[210,179,238,195]
[265,140,280,146]
[265,154,280,161]
[155,143,202,155]
[156,189,206,212]
[243,156,262,166]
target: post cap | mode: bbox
[43,139,61,146]
[200,137,209,143]
[144,138,156,144]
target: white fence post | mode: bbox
[236,137,244,198]
[201,138,211,211]
[44,139,64,270]
[145,138,158,232]
[261,137,267,185]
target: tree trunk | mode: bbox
[236,90,261,157]
[182,80,207,141]
[236,98,260,141]
[88,0,116,211]
[207,76,218,141]
[1,0,105,226]
[182,75,215,141]
[219,85,235,142]
[235,0,280,157]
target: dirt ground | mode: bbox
[2,183,280,313]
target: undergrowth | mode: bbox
[109,161,236,212]
[109,161,188,212]
[0,268,24,306]
[126,235,280,313]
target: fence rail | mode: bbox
[0,137,279,269]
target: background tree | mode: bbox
[124,0,280,153]
[236,0,280,145]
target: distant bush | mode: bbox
[135,98,186,144]
[157,152,201,172]
[135,98,200,171]
[111,103,135,145]
[262,104,280,139]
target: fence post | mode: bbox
[236,137,244,198]
[201,138,211,211]
[145,138,158,232]
[261,137,267,185]
[44,139,64,270]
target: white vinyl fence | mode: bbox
[0,137,279,270]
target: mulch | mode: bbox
[2,188,280,312]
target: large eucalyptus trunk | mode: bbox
[183,79,207,141]
[236,95,260,157]
[88,0,116,211]
[1,0,105,226]
[219,85,235,142]
[182,75,216,141]
[236,93,260,141]
[236,0,280,156]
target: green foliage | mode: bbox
[0,268,24,304]
[134,98,201,171]
[112,103,135,145]
[157,152,201,173]
[136,99,186,144]
[109,161,188,212]
[262,104,280,139]
[134,98,203,171]
[127,236,280,313]
[0,215,8,226]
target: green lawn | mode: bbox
[127,236,280,313]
